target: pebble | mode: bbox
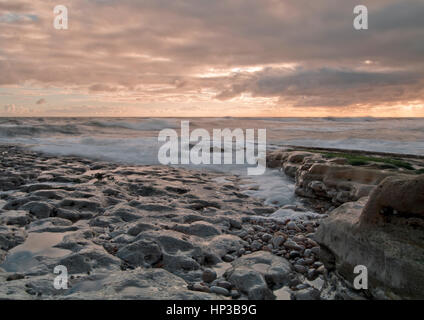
[222,254,235,262]
[191,283,211,293]
[294,264,307,274]
[307,268,316,280]
[289,250,301,259]
[251,240,262,251]
[261,233,272,242]
[287,221,300,231]
[231,289,241,299]
[311,247,320,255]
[210,286,230,296]
[284,240,304,252]
[271,235,286,248]
[217,280,232,290]
[202,269,217,283]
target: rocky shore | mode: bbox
[268,148,424,299]
[1,144,422,300]
[0,144,336,300]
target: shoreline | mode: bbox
[0,144,340,300]
[2,143,422,299]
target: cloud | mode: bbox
[3,104,16,112]
[0,0,423,115]
[216,67,424,107]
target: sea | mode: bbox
[1,117,423,218]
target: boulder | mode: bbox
[315,175,424,299]
[117,239,162,267]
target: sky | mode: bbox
[0,0,424,117]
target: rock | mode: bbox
[291,288,321,300]
[173,221,221,237]
[222,254,235,262]
[284,240,304,252]
[216,280,232,290]
[127,222,158,236]
[202,269,217,283]
[289,251,301,259]
[59,198,100,212]
[20,202,53,219]
[57,247,121,274]
[6,273,25,281]
[261,233,272,242]
[361,175,424,225]
[0,210,30,226]
[250,240,262,251]
[286,221,300,231]
[210,286,230,296]
[315,175,424,299]
[0,226,27,251]
[226,268,274,300]
[228,251,292,289]
[271,235,286,248]
[231,289,241,299]
[117,239,162,267]
[293,265,307,274]
[190,282,211,293]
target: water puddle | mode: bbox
[0,232,72,272]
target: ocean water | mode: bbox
[1,117,423,218]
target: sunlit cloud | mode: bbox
[0,0,423,116]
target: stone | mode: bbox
[291,288,321,300]
[284,240,304,252]
[315,176,424,299]
[117,239,162,267]
[250,240,262,251]
[271,235,285,248]
[20,202,53,219]
[173,221,221,237]
[226,268,274,300]
[210,286,230,296]
[57,247,121,274]
[0,226,27,251]
[0,210,30,226]
[261,233,272,242]
[228,251,292,289]
[216,280,232,290]
[222,254,235,262]
[202,269,217,283]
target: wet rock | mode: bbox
[173,221,221,238]
[20,202,53,219]
[251,240,262,251]
[291,288,321,300]
[117,239,162,267]
[261,233,272,242]
[210,286,230,296]
[0,226,27,250]
[315,175,424,299]
[284,240,304,252]
[57,247,121,274]
[271,235,286,248]
[202,269,217,283]
[59,198,100,212]
[0,210,30,226]
[228,251,292,290]
[222,254,235,262]
[226,268,274,300]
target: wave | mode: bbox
[0,124,80,137]
[85,118,178,131]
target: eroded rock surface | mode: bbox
[315,175,424,299]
